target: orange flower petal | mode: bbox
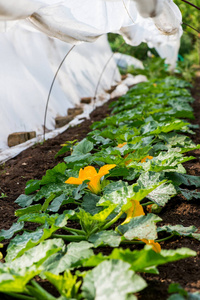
[88,176,101,194]
[117,142,127,148]
[65,177,83,185]
[65,165,116,194]
[125,159,132,166]
[79,166,97,180]
[98,164,116,177]
[141,239,161,253]
[141,155,153,163]
[122,200,145,225]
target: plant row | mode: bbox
[0,76,200,299]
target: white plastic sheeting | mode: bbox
[0,0,183,157]
[0,1,182,40]
[113,52,144,70]
[0,22,120,153]
[0,0,182,69]
[133,0,165,18]
[0,93,111,164]
[0,74,148,165]
[120,0,182,70]
[0,0,183,68]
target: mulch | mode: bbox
[0,78,200,299]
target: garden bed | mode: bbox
[0,76,200,300]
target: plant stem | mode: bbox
[6,292,35,300]
[141,201,154,207]
[63,226,85,235]
[74,201,82,205]
[156,234,174,243]
[102,211,124,230]
[52,234,87,242]
[30,280,56,300]
[181,0,200,10]
[121,240,144,245]
[120,234,174,245]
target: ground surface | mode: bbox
[0,78,200,299]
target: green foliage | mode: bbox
[118,214,161,241]
[127,57,168,80]
[168,283,200,299]
[0,75,199,299]
[108,33,150,61]
[82,259,147,300]
[158,225,200,241]
[174,0,200,64]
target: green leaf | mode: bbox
[106,167,129,178]
[146,120,190,135]
[47,195,75,212]
[42,241,94,276]
[41,193,56,212]
[146,182,176,206]
[18,212,69,227]
[55,145,71,158]
[64,153,91,164]
[83,246,196,274]
[178,188,200,201]
[55,140,77,158]
[26,280,58,300]
[76,206,116,237]
[0,270,40,293]
[0,222,24,242]
[8,238,64,274]
[81,260,147,300]
[157,225,200,241]
[168,283,188,297]
[15,204,42,217]
[81,193,101,215]
[166,173,200,187]
[168,293,200,300]
[137,171,176,206]
[72,138,93,155]
[64,142,94,166]
[15,194,35,207]
[144,151,194,173]
[40,163,67,185]
[168,283,200,300]
[99,178,164,212]
[158,132,197,151]
[6,214,69,262]
[25,179,40,195]
[98,182,135,212]
[72,181,88,200]
[89,230,121,248]
[6,228,43,262]
[109,246,196,272]
[45,270,81,299]
[31,182,74,203]
[118,214,161,241]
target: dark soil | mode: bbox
[0,78,200,299]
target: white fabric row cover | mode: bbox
[119,0,182,69]
[0,0,182,153]
[0,25,120,152]
[0,1,182,42]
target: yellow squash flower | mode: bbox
[122,199,145,225]
[141,155,153,163]
[141,239,161,253]
[65,164,116,194]
[117,142,127,148]
[124,154,153,166]
[117,143,153,166]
